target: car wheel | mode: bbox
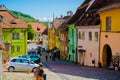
[32,67,37,73]
[8,66,15,72]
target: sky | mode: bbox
[0,0,84,22]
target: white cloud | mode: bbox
[39,17,53,22]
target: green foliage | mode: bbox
[27,24,35,40]
[41,22,48,27]
[10,10,39,22]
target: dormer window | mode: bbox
[0,15,4,23]
[11,21,17,24]
[37,27,40,31]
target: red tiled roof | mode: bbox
[98,2,120,13]
[0,5,28,29]
[54,18,65,29]
[58,16,71,30]
[30,22,46,33]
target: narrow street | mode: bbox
[3,43,120,80]
[3,52,120,80]
[41,53,120,80]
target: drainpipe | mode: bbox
[76,27,78,64]
[98,23,102,67]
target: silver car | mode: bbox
[5,57,39,72]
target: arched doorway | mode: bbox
[102,44,112,67]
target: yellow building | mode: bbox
[54,18,65,49]
[55,36,59,49]
[48,23,55,50]
[99,2,120,67]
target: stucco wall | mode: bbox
[100,8,120,31]
[77,26,100,66]
[99,7,120,67]
[100,32,120,66]
[2,29,27,57]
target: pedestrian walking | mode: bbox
[49,51,52,59]
[45,55,48,62]
[35,63,44,80]
[44,51,48,62]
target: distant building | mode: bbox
[58,16,71,59]
[48,22,55,50]
[42,28,48,51]
[30,22,46,42]
[54,17,65,49]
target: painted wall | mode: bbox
[2,29,27,57]
[59,30,68,59]
[48,26,55,50]
[68,25,77,63]
[100,32,120,67]
[55,36,59,49]
[42,35,48,51]
[77,26,100,66]
[100,8,120,31]
[99,8,120,67]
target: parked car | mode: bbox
[5,57,39,72]
[18,53,41,64]
[29,53,41,64]
[18,54,30,60]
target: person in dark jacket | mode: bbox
[36,63,44,80]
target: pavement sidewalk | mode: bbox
[41,52,63,80]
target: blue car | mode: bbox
[29,53,41,64]
[18,54,41,64]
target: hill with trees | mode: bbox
[10,10,39,22]
[10,10,48,27]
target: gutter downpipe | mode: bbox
[98,21,102,68]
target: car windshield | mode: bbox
[30,61,35,64]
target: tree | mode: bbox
[27,24,35,40]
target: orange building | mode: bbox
[99,2,120,67]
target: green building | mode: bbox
[0,5,28,57]
[68,24,77,63]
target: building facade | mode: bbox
[30,22,46,42]
[68,24,77,63]
[0,5,28,57]
[42,28,48,51]
[58,16,71,60]
[48,23,55,50]
[99,2,120,67]
[77,26,100,66]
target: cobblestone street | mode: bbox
[41,53,120,80]
[3,43,120,80]
[3,51,120,80]
[4,54,120,80]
